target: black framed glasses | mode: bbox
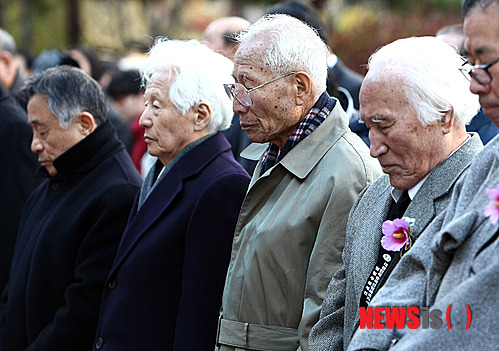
[459,57,499,85]
[224,71,296,107]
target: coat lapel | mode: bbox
[110,132,231,273]
[352,178,392,296]
[407,134,483,239]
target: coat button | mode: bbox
[95,337,103,349]
[108,278,116,290]
[51,183,59,190]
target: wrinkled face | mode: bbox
[231,39,299,148]
[28,94,85,176]
[360,78,447,190]
[139,70,197,166]
[464,3,499,126]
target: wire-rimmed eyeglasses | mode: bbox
[459,57,499,85]
[224,71,297,107]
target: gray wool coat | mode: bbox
[308,133,484,351]
[347,133,499,350]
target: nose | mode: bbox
[232,97,250,115]
[31,135,43,154]
[138,108,152,129]
[469,77,490,96]
[369,130,388,159]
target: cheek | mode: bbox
[491,80,499,98]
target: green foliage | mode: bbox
[380,0,462,13]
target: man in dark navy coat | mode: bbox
[0,66,142,351]
[92,39,250,351]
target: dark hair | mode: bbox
[462,0,497,16]
[107,69,142,99]
[20,65,109,127]
[31,49,80,75]
[266,0,329,45]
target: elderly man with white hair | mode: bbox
[308,36,483,351]
[336,0,499,349]
[91,39,250,351]
[216,14,381,351]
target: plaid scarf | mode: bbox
[259,91,337,176]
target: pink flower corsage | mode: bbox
[381,217,415,255]
[484,184,499,225]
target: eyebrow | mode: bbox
[29,119,43,126]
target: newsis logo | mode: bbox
[359,306,472,330]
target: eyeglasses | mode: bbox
[224,71,296,107]
[459,57,499,85]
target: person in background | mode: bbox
[436,23,467,54]
[92,39,250,350]
[266,0,368,145]
[0,28,28,109]
[203,16,251,62]
[216,14,381,351]
[0,66,142,351]
[437,22,499,144]
[0,80,41,296]
[309,36,483,351]
[107,69,149,176]
[346,1,499,349]
[203,16,257,175]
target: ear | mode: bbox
[193,102,211,131]
[0,51,13,67]
[294,72,312,106]
[78,112,97,136]
[441,108,454,135]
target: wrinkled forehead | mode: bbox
[234,38,266,64]
[233,39,274,79]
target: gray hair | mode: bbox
[0,28,16,54]
[21,65,109,128]
[234,14,328,93]
[365,36,479,126]
[140,38,234,133]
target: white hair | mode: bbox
[235,14,328,93]
[140,38,235,132]
[365,36,479,126]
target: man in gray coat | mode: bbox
[340,1,499,349]
[309,36,483,351]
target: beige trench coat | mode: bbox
[217,103,382,351]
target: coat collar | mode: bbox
[39,120,121,180]
[241,101,349,181]
[406,133,483,236]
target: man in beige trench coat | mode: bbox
[216,14,382,351]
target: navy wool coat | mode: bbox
[93,132,250,351]
[0,121,142,351]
